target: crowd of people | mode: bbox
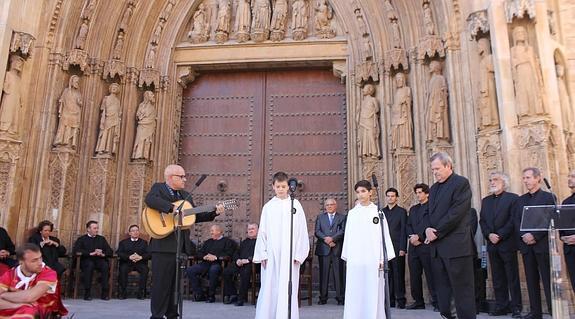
[0,157,574,319]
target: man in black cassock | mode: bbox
[145,164,224,319]
[423,152,475,319]
[479,172,522,317]
[222,223,258,306]
[0,225,17,272]
[73,220,114,300]
[561,170,575,293]
[116,224,150,300]
[383,187,407,309]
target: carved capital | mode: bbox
[103,59,126,81]
[477,132,502,171]
[0,139,22,164]
[63,49,90,73]
[177,66,200,88]
[10,31,35,58]
[138,68,160,88]
[515,121,552,149]
[505,0,535,23]
[467,10,489,40]
[355,61,379,85]
[418,35,445,60]
[384,48,408,72]
[332,61,346,84]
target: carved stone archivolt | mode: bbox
[505,0,536,23]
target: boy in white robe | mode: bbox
[253,172,310,319]
[342,179,395,319]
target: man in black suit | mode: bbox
[314,198,346,305]
[116,224,150,300]
[514,167,554,319]
[406,183,437,311]
[0,226,16,271]
[383,188,407,309]
[479,172,522,317]
[187,224,236,303]
[423,152,475,319]
[145,164,224,319]
[223,223,258,306]
[561,170,575,293]
[73,220,114,300]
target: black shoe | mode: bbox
[118,293,126,300]
[511,310,522,318]
[223,296,231,304]
[318,300,327,305]
[206,295,215,303]
[390,303,396,308]
[235,300,244,306]
[397,303,406,309]
[101,295,110,301]
[337,300,344,305]
[406,303,425,310]
[229,295,238,304]
[83,294,92,301]
[489,308,509,316]
[137,291,145,300]
[432,302,439,312]
[521,313,542,319]
[194,294,206,302]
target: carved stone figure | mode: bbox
[355,8,367,36]
[0,55,24,138]
[251,0,271,42]
[81,0,97,20]
[314,0,335,39]
[112,31,124,60]
[391,73,413,150]
[270,0,288,41]
[151,22,164,44]
[422,2,436,36]
[145,45,157,69]
[95,83,121,156]
[234,0,251,42]
[119,2,134,31]
[426,60,450,142]
[357,84,381,159]
[53,75,83,150]
[389,12,402,49]
[362,36,373,61]
[188,3,210,43]
[291,0,309,41]
[477,38,499,128]
[557,64,573,132]
[215,0,232,43]
[132,91,156,160]
[510,26,545,118]
[74,19,89,50]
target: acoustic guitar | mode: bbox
[142,199,239,239]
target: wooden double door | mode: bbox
[180,69,348,240]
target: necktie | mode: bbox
[329,214,334,226]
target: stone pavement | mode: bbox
[61,298,544,318]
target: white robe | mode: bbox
[342,202,395,319]
[253,196,310,319]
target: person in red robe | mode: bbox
[0,243,68,319]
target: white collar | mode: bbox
[15,263,45,290]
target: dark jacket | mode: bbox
[28,233,67,273]
[116,237,150,265]
[233,238,257,263]
[145,182,217,254]
[197,237,236,262]
[561,193,575,254]
[406,202,430,255]
[479,191,519,253]
[314,212,346,257]
[514,189,555,254]
[383,205,407,254]
[73,234,113,260]
[0,227,15,255]
[424,173,474,259]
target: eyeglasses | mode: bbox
[172,174,186,179]
[325,203,336,206]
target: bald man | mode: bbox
[145,165,224,319]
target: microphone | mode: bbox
[543,177,552,190]
[194,174,208,187]
[288,177,298,193]
[371,174,379,188]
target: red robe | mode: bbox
[0,264,68,318]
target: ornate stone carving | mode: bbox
[426,60,450,143]
[126,67,140,86]
[394,152,416,209]
[389,11,402,49]
[144,44,157,69]
[361,158,384,201]
[332,61,346,84]
[422,0,437,36]
[314,0,335,39]
[556,63,573,132]
[292,0,309,41]
[516,121,550,149]
[138,68,160,88]
[10,32,35,58]
[74,19,90,50]
[362,36,373,61]
[234,0,251,43]
[477,38,499,129]
[0,139,22,164]
[477,132,502,172]
[127,162,152,230]
[131,91,156,161]
[47,0,64,47]
[355,61,379,84]
[418,36,444,60]
[160,0,175,21]
[188,3,210,44]
[391,72,413,151]
[53,75,82,151]
[357,84,381,159]
[112,31,125,60]
[384,49,408,72]
[354,6,367,36]
[467,10,489,41]
[177,66,200,88]
[548,10,557,36]
[215,0,232,43]
[251,0,271,42]
[63,49,90,73]
[118,0,135,31]
[510,26,546,119]
[151,21,165,45]
[505,0,535,23]
[81,0,97,20]
[0,55,24,139]
[95,83,121,157]
[103,59,126,81]
[270,0,288,41]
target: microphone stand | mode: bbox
[287,188,296,319]
[372,179,391,319]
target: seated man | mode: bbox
[116,224,150,300]
[0,226,17,275]
[28,220,67,278]
[186,224,236,303]
[0,243,68,318]
[73,220,113,300]
[223,223,259,306]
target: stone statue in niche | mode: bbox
[422,1,436,36]
[215,0,232,43]
[234,0,251,43]
[188,3,210,44]
[362,36,373,61]
[391,72,413,150]
[74,19,89,50]
[151,22,164,44]
[355,8,367,36]
[426,60,450,143]
[81,0,97,20]
[145,44,157,69]
[389,12,402,49]
[112,31,124,60]
[477,38,499,128]
[314,0,335,39]
[132,91,157,160]
[119,1,135,31]
[357,84,381,159]
[510,26,545,118]
[54,75,83,150]
[0,55,24,138]
[251,0,271,42]
[557,63,573,132]
[291,0,309,41]
[95,83,121,156]
[270,0,288,41]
